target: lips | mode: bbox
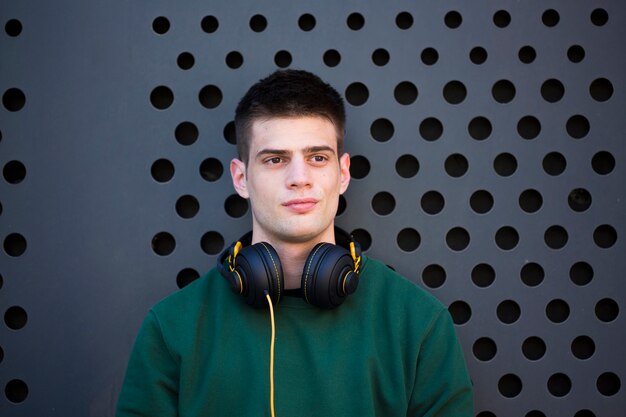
[283,198,318,214]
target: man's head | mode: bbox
[234,69,346,164]
[230,70,350,246]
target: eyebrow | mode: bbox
[255,145,336,159]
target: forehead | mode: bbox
[248,116,339,151]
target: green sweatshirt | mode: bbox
[116,256,473,416]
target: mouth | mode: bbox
[282,198,318,213]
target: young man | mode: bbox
[117,70,473,416]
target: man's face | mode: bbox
[230,116,350,245]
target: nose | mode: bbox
[286,157,312,189]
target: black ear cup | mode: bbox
[226,242,284,309]
[301,242,360,309]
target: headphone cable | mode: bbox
[265,292,276,417]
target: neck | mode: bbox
[270,241,316,290]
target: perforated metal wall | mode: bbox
[1,1,624,416]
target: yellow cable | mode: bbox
[265,293,276,417]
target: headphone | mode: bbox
[218,227,362,309]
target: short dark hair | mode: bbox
[234,69,346,163]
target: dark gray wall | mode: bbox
[1,1,624,416]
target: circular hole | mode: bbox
[224,194,249,218]
[495,226,519,250]
[372,48,390,66]
[419,117,443,141]
[470,190,494,214]
[175,121,198,145]
[4,306,27,330]
[3,88,26,112]
[474,337,497,361]
[395,155,419,178]
[568,188,592,212]
[5,379,28,403]
[597,372,621,396]
[566,114,591,139]
[372,192,396,216]
[469,46,487,64]
[4,233,27,257]
[177,268,200,289]
[198,85,223,109]
[492,80,516,103]
[493,152,517,176]
[443,80,467,105]
[541,79,565,103]
[545,225,568,249]
[592,151,615,175]
[468,116,492,141]
[421,47,439,65]
[397,228,421,252]
[152,16,170,34]
[522,336,546,360]
[421,191,445,215]
[274,50,292,68]
[337,195,347,217]
[521,262,545,287]
[177,52,195,70]
[351,228,372,251]
[448,301,471,324]
[396,12,413,30]
[394,81,418,105]
[3,160,26,184]
[548,373,571,397]
[595,298,619,322]
[323,49,341,67]
[345,82,369,106]
[493,10,511,28]
[570,261,593,286]
[444,11,462,29]
[200,231,225,255]
[571,335,595,360]
[542,9,560,27]
[590,78,613,102]
[349,155,370,179]
[593,224,617,248]
[574,411,596,417]
[249,14,267,32]
[370,118,394,142]
[568,45,585,63]
[152,232,175,256]
[225,51,243,69]
[199,158,223,182]
[499,374,522,398]
[518,45,537,64]
[590,8,609,26]
[298,13,316,31]
[472,263,495,288]
[497,300,521,324]
[150,86,174,110]
[5,19,23,37]
[446,227,470,251]
[151,158,174,183]
[347,12,365,30]
[517,116,541,139]
[546,299,570,323]
[519,189,543,213]
[543,152,566,176]
[175,195,200,219]
[201,15,219,33]
[445,153,468,177]
[477,412,497,417]
[422,264,445,288]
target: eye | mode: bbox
[311,155,328,163]
[265,156,283,165]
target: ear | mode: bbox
[230,158,249,198]
[339,152,351,194]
